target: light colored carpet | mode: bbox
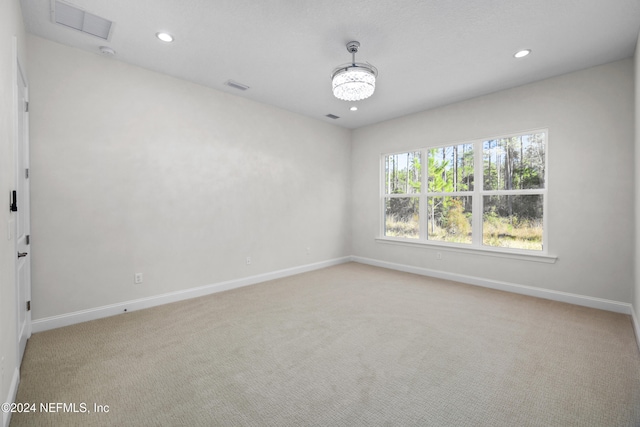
[10,262,640,426]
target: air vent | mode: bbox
[224,80,250,91]
[53,1,113,40]
[325,114,340,120]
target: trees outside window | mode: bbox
[384,152,421,239]
[382,131,547,252]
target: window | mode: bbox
[384,151,421,239]
[382,130,547,252]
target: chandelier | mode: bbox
[331,41,378,101]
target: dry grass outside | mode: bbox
[483,218,543,251]
[386,216,543,251]
[427,226,472,244]
[385,217,419,239]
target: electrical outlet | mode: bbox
[436,252,442,260]
[134,273,143,284]
[306,247,311,255]
[246,257,252,265]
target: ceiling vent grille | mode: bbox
[53,1,113,40]
[325,114,340,119]
[224,80,250,91]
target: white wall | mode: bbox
[352,59,635,303]
[27,35,351,320]
[0,0,26,422]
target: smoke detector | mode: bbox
[99,46,115,56]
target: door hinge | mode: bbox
[26,301,31,311]
[25,168,29,179]
[26,235,30,245]
[25,101,28,113]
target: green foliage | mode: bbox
[427,145,473,193]
[427,196,472,244]
[387,197,418,222]
[445,198,470,237]
[426,144,474,244]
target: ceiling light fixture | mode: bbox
[156,32,174,42]
[331,41,378,101]
[350,106,358,111]
[514,49,531,58]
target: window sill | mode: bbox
[375,237,557,264]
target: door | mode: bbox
[15,60,31,361]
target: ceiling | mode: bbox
[19,0,640,129]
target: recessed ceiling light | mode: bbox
[350,106,358,111]
[156,32,174,42]
[514,49,531,58]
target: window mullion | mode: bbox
[473,140,483,246]
[426,191,473,197]
[380,154,386,238]
[420,148,427,242]
[482,189,545,196]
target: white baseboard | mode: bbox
[632,306,640,354]
[32,257,351,333]
[28,254,639,350]
[2,367,19,427]
[351,256,633,315]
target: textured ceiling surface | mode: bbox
[20,0,640,129]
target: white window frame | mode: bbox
[379,129,555,263]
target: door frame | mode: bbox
[14,45,31,363]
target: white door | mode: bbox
[15,60,31,361]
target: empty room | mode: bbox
[2,0,640,425]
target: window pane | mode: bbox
[384,152,421,194]
[385,197,419,239]
[427,196,472,244]
[483,133,545,191]
[428,144,474,192]
[483,195,543,250]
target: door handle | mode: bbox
[17,252,27,258]
[10,190,17,212]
